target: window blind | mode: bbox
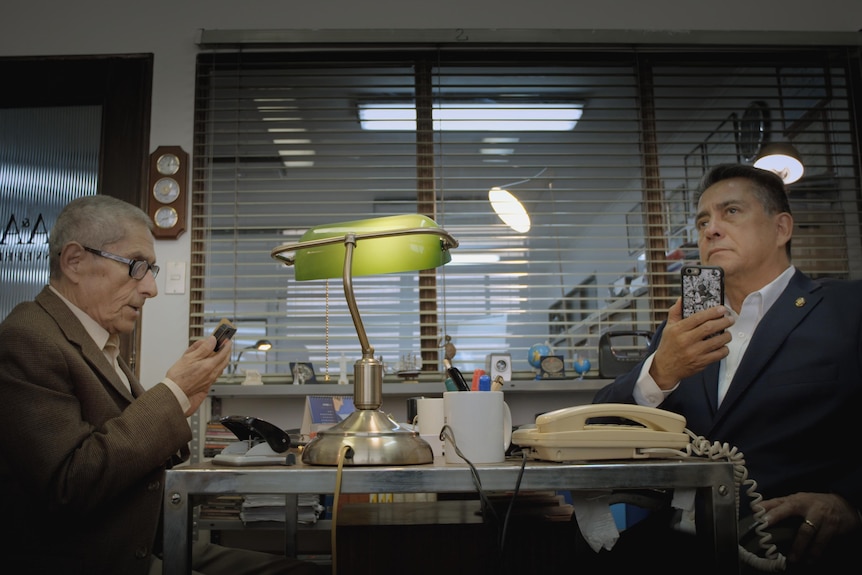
[191,46,861,382]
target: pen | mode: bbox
[443,358,471,391]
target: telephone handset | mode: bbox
[511,403,690,461]
[212,415,292,466]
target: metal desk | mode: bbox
[163,457,738,575]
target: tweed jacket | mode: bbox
[0,287,193,575]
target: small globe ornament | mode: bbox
[573,358,591,380]
[528,343,551,380]
[528,343,551,368]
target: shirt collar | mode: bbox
[738,265,795,318]
[48,284,111,351]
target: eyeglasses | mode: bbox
[83,246,160,280]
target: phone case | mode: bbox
[212,318,237,351]
[681,266,724,319]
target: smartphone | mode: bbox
[681,265,725,319]
[212,318,237,351]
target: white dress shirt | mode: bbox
[634,266,795,407]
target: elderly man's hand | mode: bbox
[166,336,232,414]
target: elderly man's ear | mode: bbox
[59,243,86,281]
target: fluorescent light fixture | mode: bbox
[450,253,502,265]
[358,102,582,131]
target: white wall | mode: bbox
[1,0,860,389]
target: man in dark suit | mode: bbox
[0,195,323,575]
[593,164,862,573]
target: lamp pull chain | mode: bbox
[324,279,330,381]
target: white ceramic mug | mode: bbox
[443,391,512,464]
[416,397,446,457]
[416,397,445,435]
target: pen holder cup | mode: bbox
[443,391,511,464]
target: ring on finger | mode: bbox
[803,518,818,531]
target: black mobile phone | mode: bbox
[681,265,725,319]
[212,318,237,351]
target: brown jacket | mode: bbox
[0,287,192,575]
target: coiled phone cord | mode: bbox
[644,430,787,572]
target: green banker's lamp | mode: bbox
[271,214,459,466]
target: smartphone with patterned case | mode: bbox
[681,265,725,319]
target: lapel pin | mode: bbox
[795,297,806,308]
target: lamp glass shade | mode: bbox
[291,214,452,280]
[753,143,804,185]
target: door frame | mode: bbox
[0,54,153,373]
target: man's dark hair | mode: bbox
[696,163,793,256]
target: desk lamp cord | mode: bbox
[439,425,528,564]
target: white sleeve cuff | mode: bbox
[161,377,192,414]
[632,353,677,407]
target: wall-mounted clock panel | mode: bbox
[147,146,188,239]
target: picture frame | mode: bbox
[290,362,317,384]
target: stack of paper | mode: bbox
[240,494,326,525]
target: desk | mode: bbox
[163,457,738,575]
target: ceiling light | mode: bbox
[358,102,582,131]
[489,188,531,233]
[753,142,804,184]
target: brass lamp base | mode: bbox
[301,409,433,466]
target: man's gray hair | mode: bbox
[49,195,152,278]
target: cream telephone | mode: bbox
[512,403,788,572]
[512,403,690,461]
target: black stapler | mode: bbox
[212,415,291,466]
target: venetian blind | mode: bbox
[191,45,861,382]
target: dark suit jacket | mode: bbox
[594,270,862,515]
[0,287,194,575]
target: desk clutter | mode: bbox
[199,493,325,525]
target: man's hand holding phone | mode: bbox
[649,299,733,390]
[165,319,235,414]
